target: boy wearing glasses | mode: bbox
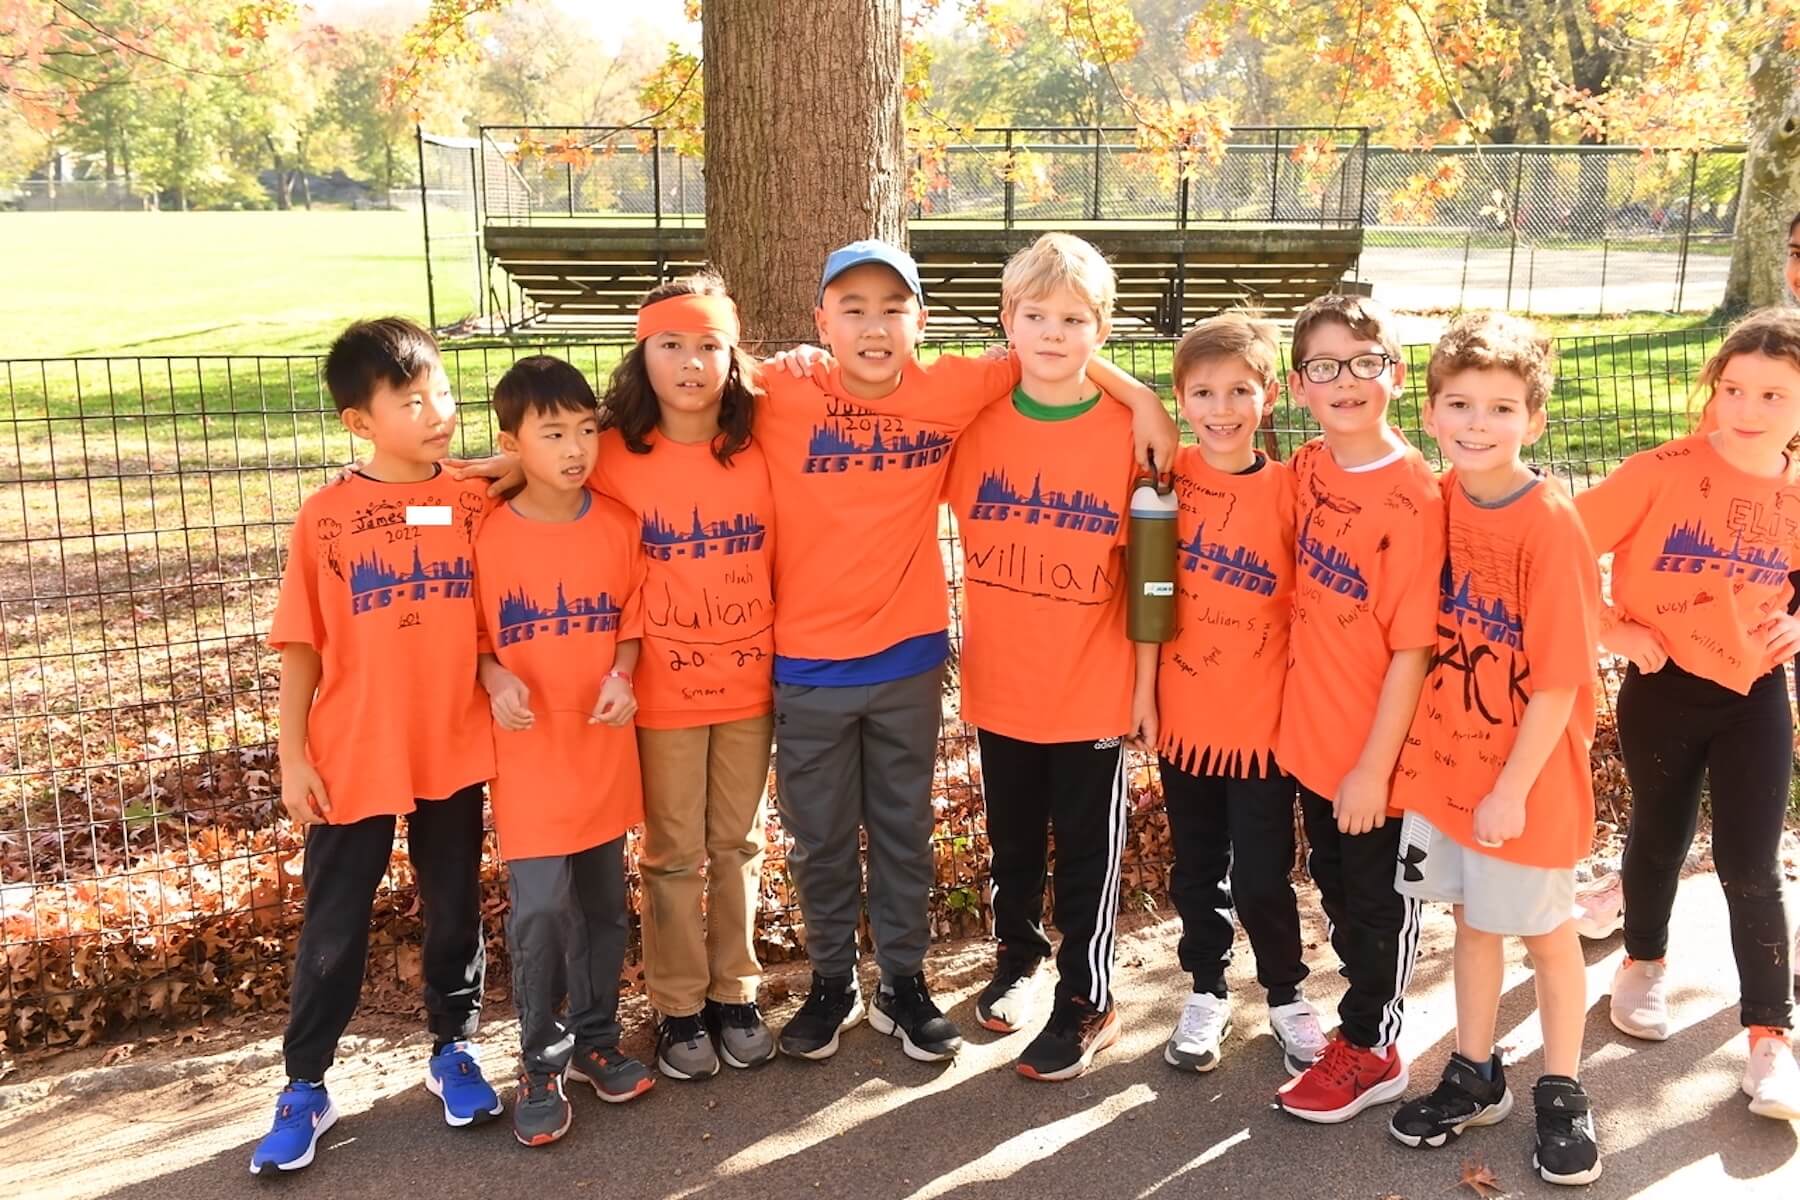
[1272,294,1446,1125]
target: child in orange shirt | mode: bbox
[593,274,779,1081]
[254,319,500,1175]
[1154,312,1325,1079]
[473,356,652,1146]
[759,241,1177,1065]
[1273,295,1445,1125]
[1577,307,1800,1122]
[943,233,1156,1081]
[1387,313,1602,1185]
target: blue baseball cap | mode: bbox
[817,239,925,305]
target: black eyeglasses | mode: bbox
[1296,353,1396,384]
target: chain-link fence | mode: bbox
[0,326,1728,1051]
[1356,145,1744,316]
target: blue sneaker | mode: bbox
[425,1041,503,1126]
[248,1080,338,1175]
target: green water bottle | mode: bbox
[1127,461,1178,643]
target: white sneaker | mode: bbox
[1164,992,1231,1072]
[1608,958,1671,1041]
[1573,873,1624,940]
[1744,1035,1800,1121]
[1791,926,1799,987]
[1269,998,1329,1077]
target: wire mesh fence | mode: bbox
[0,326,1727,1051]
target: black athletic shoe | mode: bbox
[1388,1052,1513,1148]
[869,973,963,1062]
[975,954,1042,1033]
[777,973,864,1061]
[1017,995,1121,1082]
[1533,1075,1602,1185]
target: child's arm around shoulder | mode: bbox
[1086,356,1178,481]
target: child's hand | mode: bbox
[1471,786,1527,848]
[767,344,832,378]
[1333,765,1390,835]
[483,665,535,731]
[279,753,331,826]
[590,673,638,726]
[1131,404,1179,486]
[448,453,524,498]
[1755,612,1800,662]
[980,343,1011,362]
[1125,697,1158,753]
[1600,619,1668,674]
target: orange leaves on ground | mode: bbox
[1458,1157,1506,1198]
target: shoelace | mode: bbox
[664,1014,706,1041]
[717,1001,761,1029]
[1309,1038,1364,1087]
[1177,998,1225,1041]
[1274,1009,1325,1048]
[519,1074,558,1104]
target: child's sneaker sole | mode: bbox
[868,1004,960,1063]
[1162,1020,1230,1073]
[1280,1066,1410,1124]
[247,1099,339,1175]
[780,997,866,1062]
[1746,1089,1800,1121]
[1018,1011,1121,1082]
[977,1011,1022,1034]
[1387,1089,1513,1148]
[717,1040,777,1070]
[656,1053,721,1082]
[1535,1153,1604,1186]
[423,1071,503,1126]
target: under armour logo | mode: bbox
[1399,845,1428,882]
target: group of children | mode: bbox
[250,223,1800,1185]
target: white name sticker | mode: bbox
[1143,582,1174,597]
[405,506,452,526]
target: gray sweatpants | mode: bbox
[774,665,943,982]
[505,835,627,1077]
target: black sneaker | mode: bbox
[1388,1052,1513,1148]
[777,972,865,1061]
[869,973,963,1062]
[511,1071,571,1147]
[1533,1075,1602,1185]
[976,954,1042,1033]
[1017,995,1120,1081]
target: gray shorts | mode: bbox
[1394,811,1578,937]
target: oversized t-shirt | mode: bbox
[1391,472,1600,868]
[268,469,495,824]
[1275,437,1447,801]
[944,390,1137,742]
[473,496,646,861]
[592,429,774,729]
[1157,447,1296,778]
[756,354,1018,669]
[1574,434,1800,695]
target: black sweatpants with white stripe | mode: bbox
[977,730,1127,1011]
[1299,786,1421,1050]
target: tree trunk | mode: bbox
[703,0,906,343]
[1723,50,1800,312]
[266,135,293,210]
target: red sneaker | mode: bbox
[1277,1035,1408,1124]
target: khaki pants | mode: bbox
[637,713,775,1016]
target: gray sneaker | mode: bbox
[655,1012,721,1080]
[705,999,777,1068]
[1608,958,1671,1041]
[511,1072,572,1147]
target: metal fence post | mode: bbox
[1004,127,1016,228]
[471,144,485,320]
[1674,152,1699,313]
[566,161,575,217]
[1177,134,1190,231]
[652,127,664,228]
[1090,125,1102,222]
[416,125,436,329]
[1269,127,1282,220]
[1598,237,1609,317]
[1504,150,1524,310]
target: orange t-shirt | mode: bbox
[591,430,775,729]
[1157,447,1296,777]
[944,392,1137,742]
[268,470,495,824]
[756,354,1018,662]
[1392,473,1600,868]
[1275,437,1447,800]
[473,497,647,861]
[1574,434,1800,695]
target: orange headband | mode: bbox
[634,294,741,344]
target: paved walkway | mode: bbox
[1360,245,1728,315]
[2,872,1795,1199]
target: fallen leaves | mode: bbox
[1458,1157,1506,1199]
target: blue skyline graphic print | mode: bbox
[349,545,475,615]
[1440,561,1524,650]
[967,468,1121,536]
[804,414,952,474]
[1295,507,1369,601]
[1179,521,1278,596]
[641,507,767,561]
[495,579,622,646]
[1651,518,1791,586]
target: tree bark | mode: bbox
[703,0,906,343]
[1723,50,1800,312]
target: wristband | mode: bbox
[606,669,633,685]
